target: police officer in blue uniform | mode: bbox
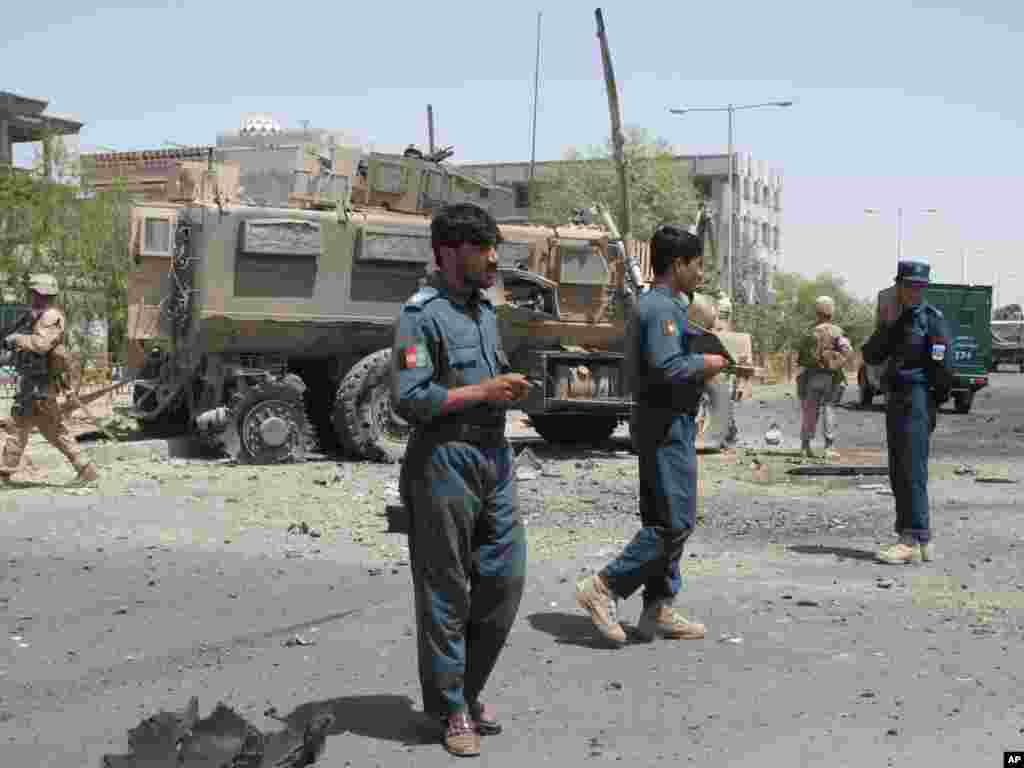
[862,260,953,565]
[391,203,531,757]
[575,224,729,645]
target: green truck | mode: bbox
[858,282,992,414]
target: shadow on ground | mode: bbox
[788,544,878,562]
[280,693,436,746]
[527,611,647,648]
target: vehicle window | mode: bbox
[558,240,609,286]
[235,219,320,299]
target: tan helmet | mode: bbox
[688,292,719,329]
[28,274,59,296]
[814,295,835,318]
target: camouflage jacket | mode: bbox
[7,307,66,402]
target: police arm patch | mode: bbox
[662,319,678,337]
[401,344,429,369]
[931,343,946,362]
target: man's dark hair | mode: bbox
[650,224,702,276]
[431,203,503,265]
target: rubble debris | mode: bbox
[954,464,976,476]
[101,697,333,767]
[283,635,316,648]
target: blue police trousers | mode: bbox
[885,386,932,543]
[602,411,697,607]
[402,438,527,719]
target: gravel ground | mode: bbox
[2,375,1023,765]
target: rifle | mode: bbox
[0,312,32,350]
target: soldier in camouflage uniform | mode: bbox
[392,204,530,758]
[796,296,848,458]
[0,275,99,484]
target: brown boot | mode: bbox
[74,464,99,485]
[443,712,480,757]
[636,600,706,641]
[575,573,627,646]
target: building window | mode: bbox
[142,217,173,256]
[514,183,530,209]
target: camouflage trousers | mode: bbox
[1,396,89,475]
[400,437,527,719]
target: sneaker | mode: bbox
[443,712,480,757]
[575,574,627,646]
[801,440,814,458]
[876,541,921,565]
[636,601,706,641]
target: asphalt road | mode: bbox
[1,374,1022,766]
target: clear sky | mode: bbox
[3,0,1021,303]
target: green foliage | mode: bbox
[994,303,1022,320]
[0,137,133,366]
[734,269,876,356]
[529,127,704,232]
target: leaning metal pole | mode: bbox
[595,8,632,241]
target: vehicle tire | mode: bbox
[333,349,409,462]
[953,390,974,414]
[858,366,874,407]
[219,376,310,464]
[529,413,619,445]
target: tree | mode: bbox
[0,136,133,366]
[527,127,712,282]
[994,303,1023,320]
[733,270,875,356]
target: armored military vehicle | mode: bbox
[127,142,638,462]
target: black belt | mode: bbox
[428,422,508,448]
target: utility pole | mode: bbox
[427,104,436,155]
[529,11,542,182]
[595,8,632,240]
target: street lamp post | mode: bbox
[865,207,938,266]
[669,100,792,299]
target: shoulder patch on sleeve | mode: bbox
[399,344,430,369]
[405,287,439,309]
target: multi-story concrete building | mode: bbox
[459,152,783,304]
[0,90,82,169]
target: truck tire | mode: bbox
[529,414,619,446]
[333,349,409,462]
[219,376,310,464]
[954,390,974,414]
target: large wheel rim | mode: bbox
[370,381,409,444]
[240,399,302,462]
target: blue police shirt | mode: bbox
[626,285,707,411]
[391,277,510,428]
[863,302,952,389]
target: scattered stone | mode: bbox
[886,728,899,736]
[795,599,820,607]
[954,464,976,476]
[283,635,316,648]
[367,567,384,576]
[605,681,623,691]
